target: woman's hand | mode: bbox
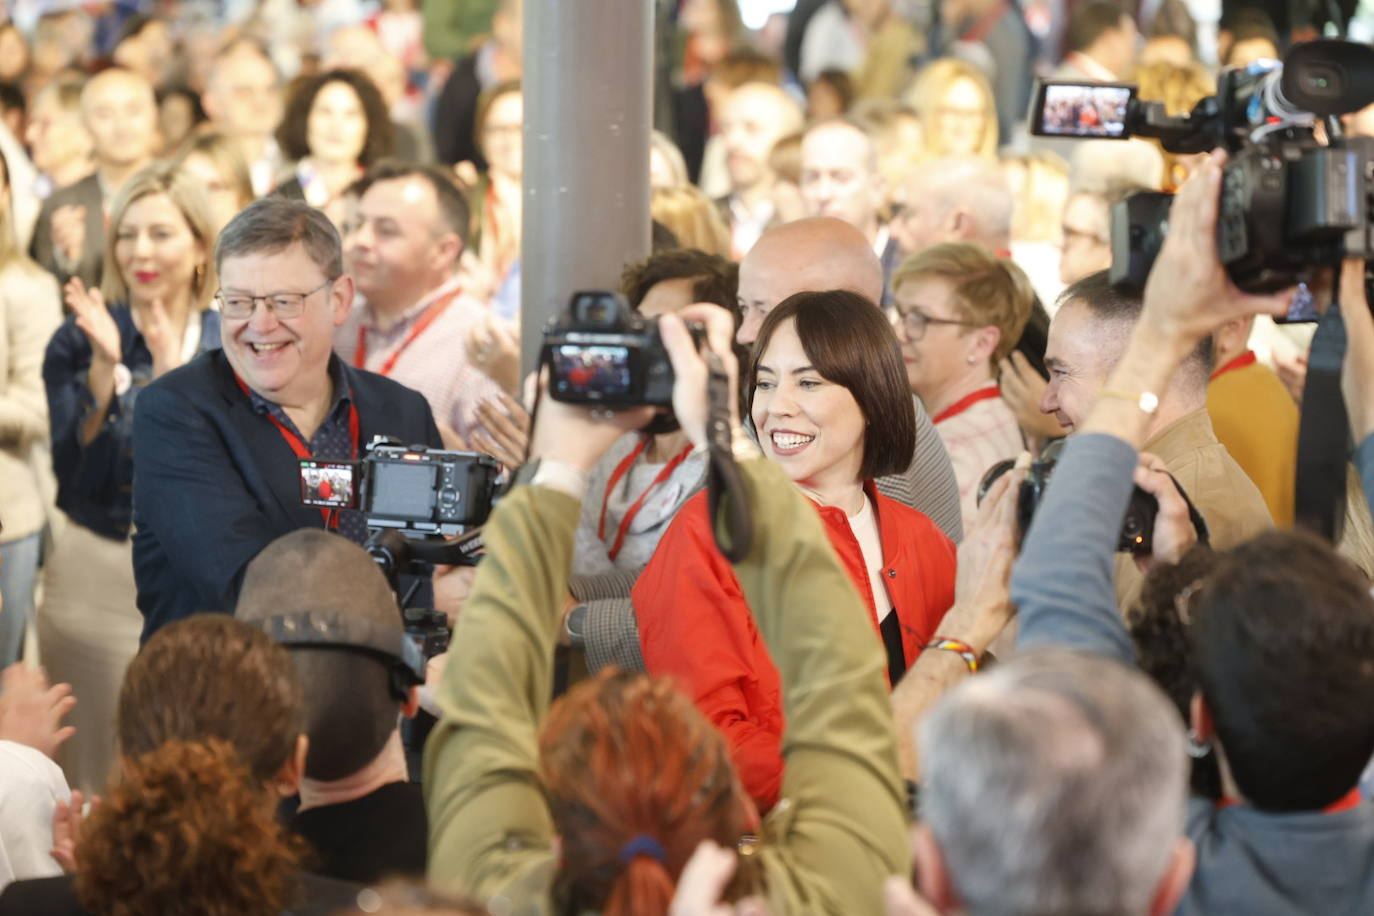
[1339,258,1374,445]
[998,352,1066,444]
[942,455,1027,653]
[65,279,120,366]
[472,393,531,467]
[51,204,87,265]
[50,791,98,874]
[142,299,185,378]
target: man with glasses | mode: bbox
[130,197,443,641]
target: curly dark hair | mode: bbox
[1128,544,1222,799]
[75,615,307,916]
[275,67,394,167]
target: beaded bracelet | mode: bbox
[925,637,980,673]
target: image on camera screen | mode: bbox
[371,461,439,520]
[1279,282,1321,323]
[1040,84,1130,137]
[552,345,633,398]
[300,461,357,508]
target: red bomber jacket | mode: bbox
[633,484,956,812]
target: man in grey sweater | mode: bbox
[1010,152,1374,916]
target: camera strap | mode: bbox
[1294,296,1351,541]
[705,351,754,563]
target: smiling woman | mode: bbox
[39,162,222,794]
[633,289,956,812]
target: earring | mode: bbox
[1186,729,1212,759]
[966,355,977,364]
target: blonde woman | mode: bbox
[0,148,63,666]
[174,127,256,235]
[1135,61,1215,191]
[40,162,221,792]
[906,59,998,161]
[650,185,731,258]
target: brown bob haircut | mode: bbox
[747,289,915,482]
[276,68,394,167]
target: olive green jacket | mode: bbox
[424,457,910,914]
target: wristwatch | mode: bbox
[564,603,588,648]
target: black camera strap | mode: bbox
[1295,290,1351,541]
[705,350,753,563]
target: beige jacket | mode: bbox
[0,262,61,541]
[1115,408,1274,611]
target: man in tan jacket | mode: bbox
[1040,270,1273,611]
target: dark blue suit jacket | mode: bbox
[131,349,442,641]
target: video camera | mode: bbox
[1030,39,1374,310]
[299,437,501,658]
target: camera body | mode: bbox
[300,439,501,538]
[1030,39,1374,301]
[542,291,678,407]
[979,447,1158,555]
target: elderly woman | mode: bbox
[39,162,221,792]
[891,242,1034,529]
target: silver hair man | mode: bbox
[914,649,1195,916]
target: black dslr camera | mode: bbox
[299,438,500,659]
[1030,39,1374,311]
[978,442,1160,555]
[542,291,688,407]
[300,438,500,538]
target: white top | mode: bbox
[0,740,70,892]
[848,495,894,623]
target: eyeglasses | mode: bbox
[216,278,334,320]
[897,306,979,341]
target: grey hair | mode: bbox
[919,649,1189,916]
[912,157,1014,248]
[214,197,343,279]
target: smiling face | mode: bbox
[219,243,352,405]
[1041,299,1117,433]
[114,192,204,309]
[751,318,867,494]
[306,80,368,166]
[345,175,456,312]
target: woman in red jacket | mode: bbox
[634,289,957,812]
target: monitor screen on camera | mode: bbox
[552,344,633,398]
[370,461,439,520]
[299,461,358,509]
[1036,83,1132,138]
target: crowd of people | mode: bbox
[0,0,1373,914]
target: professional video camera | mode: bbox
[299,437,501,658]
[1030,39,1374,308]
[977,441,1210,556]
[542,290,706,407]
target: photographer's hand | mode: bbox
[1086,151,1295,449]
[1132,452,1199,575]
[0,663,77,760]
[659,304,740,450]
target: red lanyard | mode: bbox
[598,439,695,563]
[1218,786,1363,814]
[233,374,361,529]
[1210,349,1257,382]
[355,286,463,376]
[932,386,1002,425]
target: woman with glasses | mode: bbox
[891,243,1033,529]
[40,162,220,792]
[634,290,956,813]
[905,58,998,161]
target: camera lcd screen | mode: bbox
[1035,83,1133,138]
[552,345,633,398]
[299,461,358,509]
[370,461,439,520]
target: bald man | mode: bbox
[30,67,160,287]
[715,82,804,259]
[738,217,963,543]
[799,118,899,305]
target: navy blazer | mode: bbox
[131,349,442,641]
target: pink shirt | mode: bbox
[933,383,1025,530]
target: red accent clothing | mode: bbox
[634,485,956,811]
